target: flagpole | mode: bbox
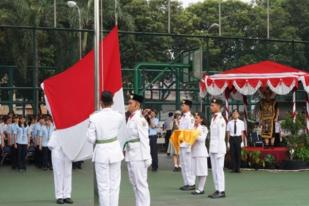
[115,0,118,26]
[94,0,100,205]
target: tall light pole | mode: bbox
[267,0,270,39]
[54,0,57,27]
[168,0,171,33]
[218,0,222,36]
[67,1,82,59]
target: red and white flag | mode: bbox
[41,26,125,161]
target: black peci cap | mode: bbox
[211,98,223,106]
[101,91,114,104]
[129,94,144,104]
[182,99,193,107]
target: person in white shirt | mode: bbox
[124,94,152,206]
[87,91,125,206]
[179,99,195,191]
[274,121,281,147]
[227,109,245,173]
[164,112,174,152]
[208,98,227,199]
[191,112,209,195]
[148,109,160,171]
[48,122,74,204]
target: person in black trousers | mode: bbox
[8,116,18,169]
[16,116,30,171]
[163,112,174,153]
[227,109,245,173]
[147,109,159,172]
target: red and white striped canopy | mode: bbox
[200,61,309,96]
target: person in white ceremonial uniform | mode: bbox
[227,109,245,173]
[208,98,227,199]
[124,94,152,206]
[179,99,196,191]
[48,123,74,204]
[87,91,125,206]
[191,112,209,195]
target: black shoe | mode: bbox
[187,185,196,190]
[211,191,226,199]
[56,199,64,204]
[208,191,219,198]
[192,190,205,195]
[179,185,189,190]
[173,167,179,172]
[63,198,74,204]
[152,168,158,172]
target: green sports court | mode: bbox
[0,155,308,206]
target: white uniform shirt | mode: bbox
[227,119,245,137]
[125,110,151,162]
[192,124,209,157]
[163,117,174,131]
[179,112,195,130]
[87,108,125,163]
[275,121,281,134]
[209,112,227,155]
[179,111,195,148]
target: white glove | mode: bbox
[145,159,152,168]
[241,142,244,148]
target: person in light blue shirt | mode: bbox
[16,116,29,171]
[34,116,45,168]
[9,116,19,169]
[40,116,54,170]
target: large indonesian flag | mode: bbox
[41,26,125,161]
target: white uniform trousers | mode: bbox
[52,149,72,199]
[210,153,225,192]
[95,162,121,206]
[180,148,195,186]
[127,161,150,206]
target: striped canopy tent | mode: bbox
[199,60,309,131]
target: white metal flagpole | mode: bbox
[94,0,100,205]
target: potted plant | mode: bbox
[240,149,249,168]
[281,114,309,170]
[264,154,276,169]
[248,151,264,170]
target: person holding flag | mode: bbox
[48,129,74,204]
[124,94,152,206]
[87,91,125,206]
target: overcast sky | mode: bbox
[181,0,251,7]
